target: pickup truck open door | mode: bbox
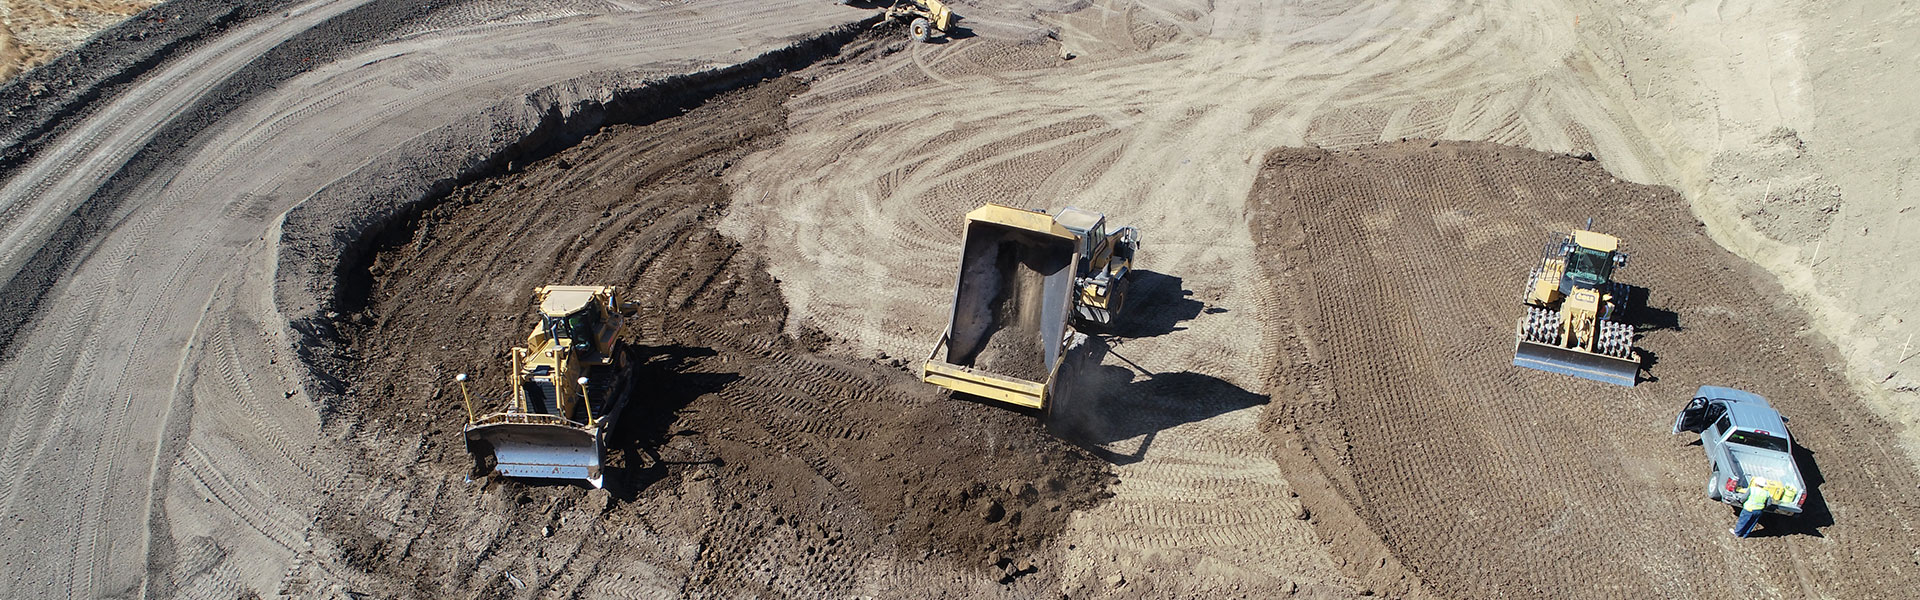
[1672,396,1722,434]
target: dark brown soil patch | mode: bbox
[1249,141,1920,599]
[311,73,1111,598]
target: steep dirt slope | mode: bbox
[1250,141,1920,599]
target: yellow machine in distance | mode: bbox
[882,0,956,43]
[921,204,1139,412]
[1513,222,1640,386]
[458,285,636,487]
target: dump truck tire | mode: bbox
[911,18,933,42]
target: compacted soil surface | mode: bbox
[1249,141,1920,599]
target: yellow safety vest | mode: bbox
[1742,487,1772,511]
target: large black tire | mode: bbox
[1707,473,1723,501]
[1108,277,1129,323]
[910,18,933,43]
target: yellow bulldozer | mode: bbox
[457,285,636,487]
[921,204,1139,412]
[1513,221,1639,386]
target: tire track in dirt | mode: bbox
[311,72,1113,598]
[0,1,877,596]
[1249,141,1920,598]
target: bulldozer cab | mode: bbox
[537,286,614,356]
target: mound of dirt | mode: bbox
[311,73,1112,597]
[1249,141,1920,598]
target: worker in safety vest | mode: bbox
[1731,477,1775,538]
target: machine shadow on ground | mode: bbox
[1046,336,1268,465]
[1621,284,1681,333]
[601,343,738,501]
[1104,270,1205,339]
[1619,284,1678,383]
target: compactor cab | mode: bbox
[459,285,638,487]
[1513,222,1640,386]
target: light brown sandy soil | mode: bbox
[1561,1,1920,457]
[2,0,1919,597]
[722,0,1920,596]
[0,0,160,79]
[1251,141,1920,598]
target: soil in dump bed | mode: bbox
[971,240,1051,382]
[315,72,1112,599]
[1249,141,1920,599]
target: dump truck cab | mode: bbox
[1056,206,1138,327]
[1673,386,1807,515]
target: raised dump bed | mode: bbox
[922,204,1084,410]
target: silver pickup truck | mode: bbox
[1672,386,1807,514]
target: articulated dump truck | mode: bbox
[458,285,637,488]
[921,204,1137,413]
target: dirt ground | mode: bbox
[3,0,1920,597]
[316,74,1112,598]
[0,0,160,79]
[1250,141,1920,598]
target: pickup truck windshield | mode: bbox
[1726,430,1789,453]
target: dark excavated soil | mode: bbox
[1249,141,1920,599]
[310,73,1112,598]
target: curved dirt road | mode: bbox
[0,0,866,595]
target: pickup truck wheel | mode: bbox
[1706,474,1723,501]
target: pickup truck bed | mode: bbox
[1674,386,1807,515]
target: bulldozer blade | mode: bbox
[1513,338,1639,387]
[465,422,605,487]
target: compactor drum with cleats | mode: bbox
[921,204,1140,412]
[458,285,638,487]
[1512,222,1640,386]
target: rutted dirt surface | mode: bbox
[5,0,1920,596]
[1250,142,1920,598]
[319,74,1112,598]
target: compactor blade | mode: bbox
[465,422,605,487]
[1513,339,1639,387]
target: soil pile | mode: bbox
[309,74,1111,598]
[1250,141,1920,598]
[972,240,1053,381]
